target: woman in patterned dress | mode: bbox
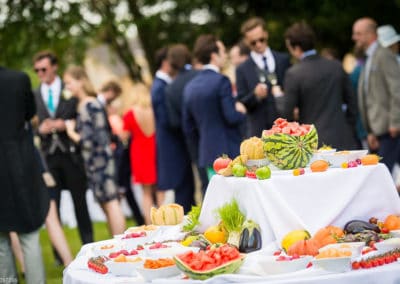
[64,66,125,236]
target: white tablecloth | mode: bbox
[199,163,400,245]
[64,164,400,284]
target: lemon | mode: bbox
[281,230,311,252]
[181,235,198,246]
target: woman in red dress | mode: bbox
[122,91,162,224]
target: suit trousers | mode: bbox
[174,165,196,214]
[0,229,45,284]
[376,134,400,172]
[46,152,93,244]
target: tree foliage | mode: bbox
[0,0,399,82]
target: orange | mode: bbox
[361,154,379,166]
[383,214,400,231]
[204,225,228,244]
[310,160,329,172]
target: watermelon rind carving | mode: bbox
[262,125,318,170]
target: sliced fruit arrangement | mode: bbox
[143,258,175,269]
[174,244,244,280]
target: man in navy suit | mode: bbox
[183,34,247,180]
[236,17,291,137]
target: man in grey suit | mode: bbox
[352,17,400,171]
[280,22,358,150]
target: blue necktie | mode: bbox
[262,56,269,72]
[48,88,55,115]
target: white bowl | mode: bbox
[390,230,400,238]
[318,242,365,258]
[136,265,181,281]
[120,233,150,249]
[319,150,368,167]
[374,238,400,254]
[312,256,352,272]
[256,255,312,275]
[106,258,143,276]
[146,243,199,258]
[91,241,121,257]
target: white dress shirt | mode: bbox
[40,76,62,115]
[155,70,172,84]
[250,48,276,72]
[203,64,220,73]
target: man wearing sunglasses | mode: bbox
[32,51,93,253]
[236,17,291,137]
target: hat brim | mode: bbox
[380,35,400,48]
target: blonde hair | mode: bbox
[64,65,97,97]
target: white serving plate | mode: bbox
[319,150,368,167]
[312,256,352,273]
[318,242,365,258]
[255,255,312,275]
[136,265,181,281]
[106,257,143,276]
[91,241,122,257]
[146,242,199,258]
[374,238,400,254]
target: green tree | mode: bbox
[1,0,399,82]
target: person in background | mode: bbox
[0,66,49,283]
[64,66,126,236]
[150,47,175,209]
[229,40,251,69]
[121,88,158,225]
[236,17,291,137]
[164,44,197,206]
[98,81,145,225]
[377,24,400,192]
[183,34,247,181]
[377,25,400,64]
[280,21,358,150]
[352,17,400,172]
[33,51,93,249]
[320,47,340,61]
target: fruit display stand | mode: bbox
[63,164,400,284]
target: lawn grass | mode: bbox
[17,220,135,284]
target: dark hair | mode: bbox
[100,80,122,95]
[237,39,251,56]
[154,47,169,70]
[285,21,316,51]
[240,17,266,35]
[33,50,58,65]
[168,44,191,71]
[193,34,219,65]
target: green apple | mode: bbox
[256,166,271,180]
[232,164,247,177]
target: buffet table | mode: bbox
[199,163,400,245]
[64,164,400,284]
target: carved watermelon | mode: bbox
[262,123,318,170]
[174,255,244,280]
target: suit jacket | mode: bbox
[34,84,79,156]
[281,54,358,150]
[236,50,291,137]
[183,69,245,167]
[0,67,49,232]
[165,68,199,130]
[358,45,400,136]
[151,77,193,190]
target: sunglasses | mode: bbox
[250,37,266,47]
[34,68,47,73]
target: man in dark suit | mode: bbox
[353,18,400,171]
[33,51,93,245]
[183,34,246,180]
[280,22,358,150]
[236,17,291,137]
[0,66,49,283]
[164,44,208,197]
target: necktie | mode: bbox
[48,88,55,115]
[262,56,269,72]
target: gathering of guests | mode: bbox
[0,15,400,283]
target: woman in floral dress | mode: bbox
[64,66,125,236]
